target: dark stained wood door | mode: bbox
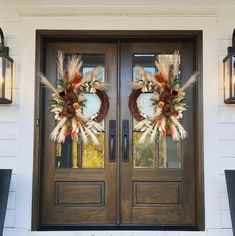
[38,37,200,228]
[120,41,197,226]
[40,42,118,226]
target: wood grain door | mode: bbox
[40,42,117,226]
[39,38,200,228]
[120,41,197,226]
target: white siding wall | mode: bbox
[0,1,234,235]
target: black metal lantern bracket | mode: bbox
[0,28,9,55]
[0,27,14,104]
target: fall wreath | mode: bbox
[129,51,198,143]
[40,51,109,145]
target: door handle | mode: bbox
[122,120,129,162]
[109,120,116,162]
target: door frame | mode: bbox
[32,30,204,231]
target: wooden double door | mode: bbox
[38,37,201,229]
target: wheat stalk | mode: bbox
[57,51,64,79]
[179,72,199,94]
[39,73,58,95]
[173,50,180,77]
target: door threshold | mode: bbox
[40,225,198,231]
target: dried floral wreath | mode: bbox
[40,51,109,145]
[129,51,198,143]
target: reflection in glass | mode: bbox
[72,140,78,168]
[132,54,156,168]
[133,132,155,168]
[83,93,101,118]
[137,93,155,117]
[159,136,181,168]
[82,134,104,168]
[56,137,78,168]
[133,54,156,69]
[133,93,155,128]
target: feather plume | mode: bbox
[57,51,64,79]
[155,108,162,117]
[67,55,81,81]
[159,117,166,132]
[170,124,180,141]
[134,66,154,82]
[145,71,154,82]
[135,66,146,77]
[78,123,87,144]
[139,125,153,143]
[179,72,199,94]
[77,60,83,73]
[150,124,158,143]
[39,73,58,95]
[155,55,170,81]
[72,117,78,133]
[57,125,67,143]
[87,120,103,132]
[51,107,63,113]
[80,72,92,85]
[94,82,109,91]
[50,117,67,141]
[171,116,187,139]
[134,119,150,131]
[131,81,145,90]
[173,50,180,77]
[91,66,102,78]
[84,126,99,145]
[177,122,187,139]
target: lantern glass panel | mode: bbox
[5,58,13,101]
[232,56,235,98]
[224,56,231,101]
[0,57,3,98]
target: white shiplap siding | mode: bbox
[0,1,234,236]
[218,15,235,233]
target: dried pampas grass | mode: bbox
[39,73,58,95]
[179,72,199,94]
[129,50,199,143]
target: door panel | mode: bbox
[120,42,196,225]
[39,38,199,228]
[40,42,117,225]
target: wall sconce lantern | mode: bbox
[0,28,13,104]
[224,28,235,104]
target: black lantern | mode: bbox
[223,28,235,104]
[0,28,13,104]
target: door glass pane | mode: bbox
[159,136,182,168]
[82,134,104,168]
[133,132,155,168]
[132,54,156,168]
[56,53,105,169]
[132,53,182,169]
[56,136,79,168]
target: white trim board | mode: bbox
[14,15,219,236]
